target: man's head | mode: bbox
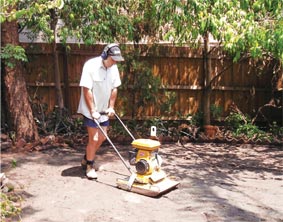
[101,43,124,62]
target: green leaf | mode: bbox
[1,44,27,68]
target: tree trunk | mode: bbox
[1,20,39,142]
[202,32,212,126]
[63,47,70,110]
[51,9,64,112]
[131,43,139,118]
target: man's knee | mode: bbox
[89,132,99,142]
[89,133,106,144]
[99,127,107,142]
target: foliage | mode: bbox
[127,0,160,43]
[9,0,132,44]
[0,192,21,220]
[0,0,64,44]
[225,111,269,139]
[119,49,176,118]
[236,123,267,139]
[225,112,245,130]
[155,0,283,63]
[190,111,204,126]
[37,108,84,134]
[29,97,283,144]
[109,117,188,140]
[0,0,163,56]
[269,121,283,138]
[188,104,223,126]
[108,119,148,139]
[63,0,133,44]
[6,0,282,61]
[142,118,170,136]
[210,104,223,121]
[43,107,82,134]
[0,0,64,23]
[0,44,27,68]
[11,159,17,168]
[32,99,84,135]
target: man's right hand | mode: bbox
[91,111,101,120]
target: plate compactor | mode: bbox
[94,113,180,197]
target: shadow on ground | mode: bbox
[1,141,283,222]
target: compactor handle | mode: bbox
[113,113,136,141]
[92,117,133,174]
[99,111,136,141]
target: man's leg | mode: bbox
[85,126,107,179]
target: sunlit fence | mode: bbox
[22,43,275,120]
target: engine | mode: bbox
[129,139,165,184]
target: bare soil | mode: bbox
[1,141,283,222]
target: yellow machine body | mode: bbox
[131,138,160,150]
[132,139,161,177]
[116,138,179,197]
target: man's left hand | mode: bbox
[106,107,115,117]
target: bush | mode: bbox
[1,192,21,220]
[225,112,270,140]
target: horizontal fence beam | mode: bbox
[26,82,271,92]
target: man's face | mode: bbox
[105,56,117,68]
[109,57,118,65]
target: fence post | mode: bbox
[63,46,70,111]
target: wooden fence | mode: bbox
[21,43,275,120]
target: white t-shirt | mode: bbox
[77,57,121,122]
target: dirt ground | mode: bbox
[1,141,283,222]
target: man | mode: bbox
[77,43,124,179]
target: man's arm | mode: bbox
[83,87,95,113]
[82,87,101,119]
[108,87,118,109]
[106,88,118,117]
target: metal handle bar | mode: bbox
[113,113,136,141]
[93,118,133,174]
[99,112,136,141]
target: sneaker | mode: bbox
[86,165,97,179]
[81,157,101,171]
